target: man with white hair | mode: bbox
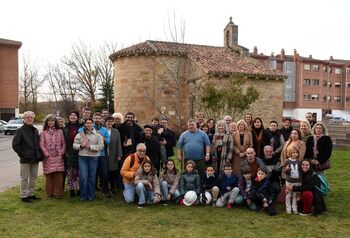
[12,111,42,203]
[120,143,150,203]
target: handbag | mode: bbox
[314,160,330,171]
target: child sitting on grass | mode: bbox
[200,165,219,206]
[179,160,201,206]
[238,166,256,210]
[252,168,277,215]
[216,163,242,208]
[134,160,161,208]
[159,159,180,204]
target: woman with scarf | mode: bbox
[299,120,312,143]
[251,117,269,159]
[305,122,332,176]
[212,120,233,175]
[39,114,66,198]
[63,111,83,197]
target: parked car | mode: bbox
[4,119,23,135]
[0,120,7,125]
[282,116,300,128]
[0,121,4,133]
[328,117,346,124]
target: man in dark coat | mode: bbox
[140,125,161,174]
[12,111,42,203]
[280,118,293,142]
[117,112,142,158]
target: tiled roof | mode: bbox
[0,38,22,47]
[110,41,286,79]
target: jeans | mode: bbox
[135,183,154,205]
[123,183,136,203]
[160,181,180,200]
[20,163,39,198]
[216,188,243,207]
[79,156,98,201]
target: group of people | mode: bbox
[12,109,332,216]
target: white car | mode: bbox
[4,119,23,135]
[0,121,4,133]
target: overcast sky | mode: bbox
[1,0,349,64]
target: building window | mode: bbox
[311,94,319,101]
[347,82,350,88]
[335,68,342,74]
[334,82,341,88]
[329,67,333,73]
[312,65,320,71]
[347,68,350,75]
[323,80,327,87]
[304,79,311,85]
[346,97,350,102]
[328,82,332,87]
[304,64,311,71]
[303,94,311,101]
[312,79,320,85]
[334,96,341,102]
[323,66,327,72]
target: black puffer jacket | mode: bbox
[12,124,41,164]
[293,169,326,215]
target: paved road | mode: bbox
[0,126,43,193]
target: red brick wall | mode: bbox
[0,45,19,108]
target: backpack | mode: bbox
[315,173,330,196]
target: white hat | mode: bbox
[183,191,197,206]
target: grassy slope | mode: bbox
[0,150,349,238]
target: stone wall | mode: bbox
[114,55,190,129]
[188,74,284,126]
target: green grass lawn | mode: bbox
[1,150,350,238]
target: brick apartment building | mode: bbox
[250,48,350,121]
[0,38,22,121]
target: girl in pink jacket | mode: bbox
[40,114,66,198]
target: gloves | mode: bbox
[201,193,207,203]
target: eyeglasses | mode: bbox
[137,150,146,153]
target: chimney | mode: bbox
[281,48,285,60]
[309,54,312,59]
[293,49,298,61]
[270,52,275,57]
[253,46,258,54]
[329,56,333,61]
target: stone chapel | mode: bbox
[110,18,287,129]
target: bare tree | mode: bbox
[143,11,190,132]
[19,55,43,113]
[63,41,99,105]
[45,64,78,115]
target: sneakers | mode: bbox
[227,203,233,209]
[21,197,32,203]
[28,195,41,200]
[138,204,145,208]
[286,210,292,214]
[299,212,311,216]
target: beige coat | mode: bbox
[159,171,179,195]
[232,131,253,175]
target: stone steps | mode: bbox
[325,124,350,149]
